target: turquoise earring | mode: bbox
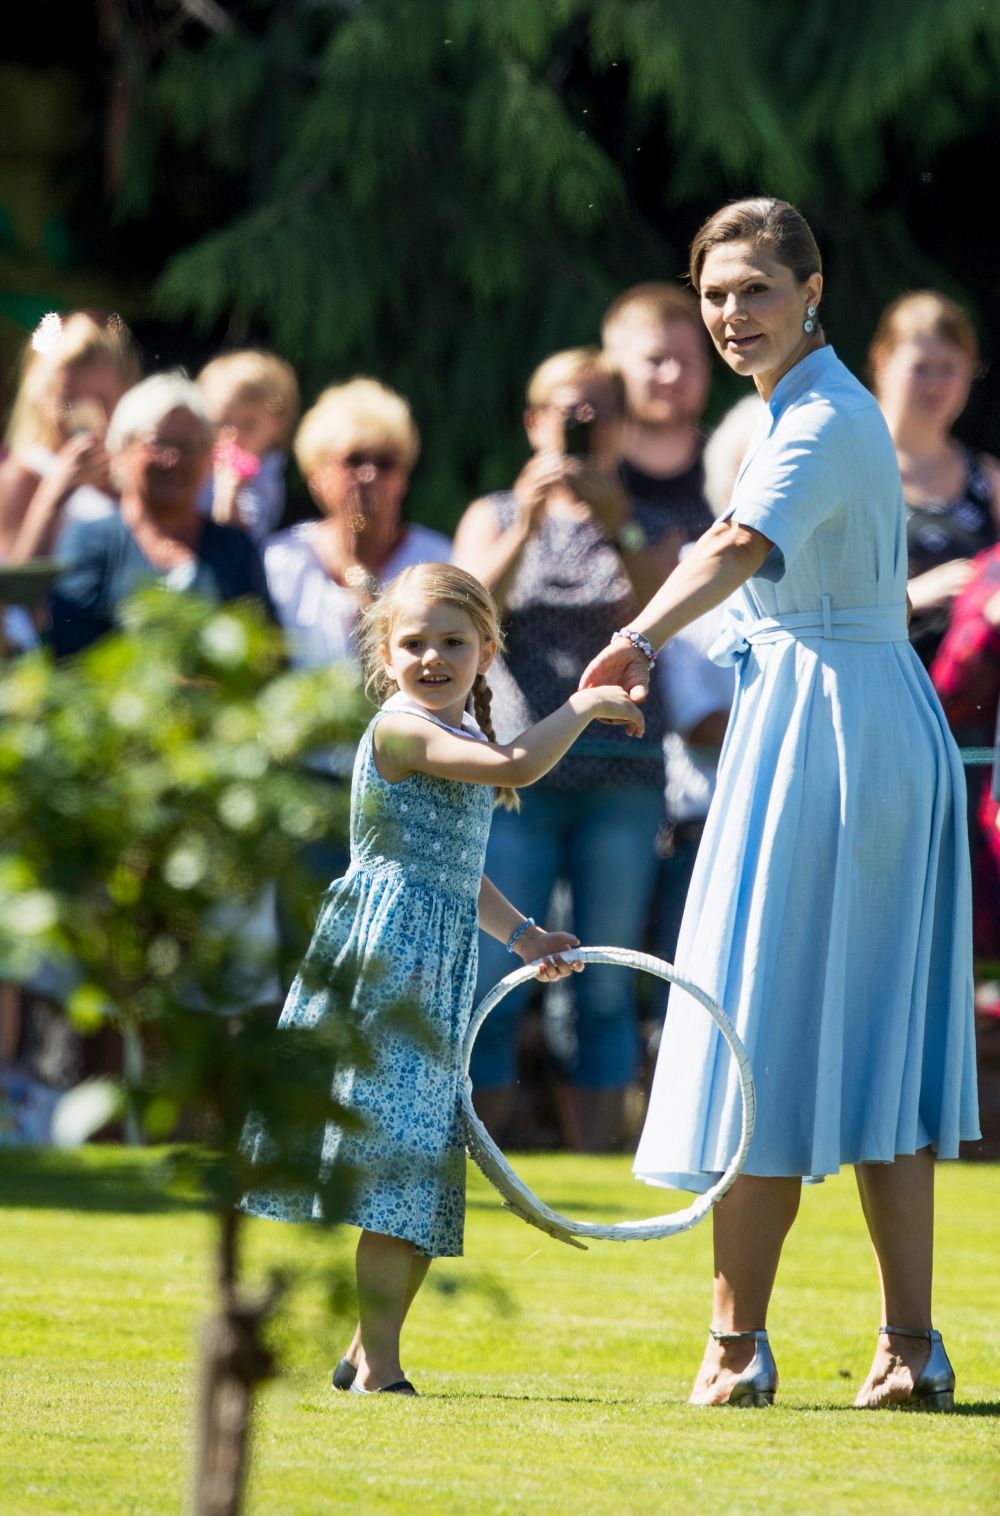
[804,305,817,334]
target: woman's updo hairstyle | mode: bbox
[868,291,981,383]
[688,197,822,295]
[357,562,518,810]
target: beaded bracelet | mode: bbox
[613,627,656,669]
[506,916,536,954]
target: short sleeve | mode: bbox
[730,403,842,582]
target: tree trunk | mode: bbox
[192,1211,285,1516]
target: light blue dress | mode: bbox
[634,347,980,1192]
[243,697,495,1255]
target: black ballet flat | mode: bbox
[347,1377,418,1396]
[331,1357,357,1391]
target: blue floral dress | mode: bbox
[243,697,495,1256]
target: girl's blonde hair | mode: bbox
[197,349,300,445]
[357,562,518,810]
[5,311,141,457]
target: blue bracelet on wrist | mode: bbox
[506,917,536,954]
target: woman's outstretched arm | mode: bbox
[579,518,772,698]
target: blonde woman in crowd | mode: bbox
[0,311,141,565]
[264,377,449,672]
[869,291,1000,664]
[264,378,450,945]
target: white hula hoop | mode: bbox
[461,946,756,1249]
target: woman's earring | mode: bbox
[803,305,817,335]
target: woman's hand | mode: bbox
[49,433,110,501]
[578,641,651,703]
[908,558,975,613]
[570,684,645,736]
[514,926,585,981]
[560,459,629,537]
[512,450,566,532]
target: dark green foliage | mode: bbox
[101,2,1000,529]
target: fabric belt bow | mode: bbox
[708,596,909,668]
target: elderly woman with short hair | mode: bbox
[264,377,449,671]
[49,372,274,657]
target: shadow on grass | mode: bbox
[0,1149,206,1215]
[813,1401,1000,1417]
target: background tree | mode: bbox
[79,0,1000,529]
[5,3,1000,525]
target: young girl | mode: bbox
[244,562,643,1396]
[196,349,300,543]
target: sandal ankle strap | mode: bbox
[709,1326,768,1342]
[879,1324,936,1340]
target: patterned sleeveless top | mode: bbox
[485,492,666,790]
[907,447,997,664]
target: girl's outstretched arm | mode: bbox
[478,875,583,983]
[373,686,644,787]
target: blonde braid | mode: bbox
[473,673,519,812]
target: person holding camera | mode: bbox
[452,347,665,1152]
[0,311,141,569]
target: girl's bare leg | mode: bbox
[345,1238,431,1385]
[853,1148,936,1407]
[689,1173,801,1404]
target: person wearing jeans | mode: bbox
[453,347,665,1151]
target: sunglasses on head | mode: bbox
[340,450,400,473]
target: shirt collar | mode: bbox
[767,344,838,418]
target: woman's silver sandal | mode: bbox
[876,1325,955,1412]
[708,1327,778,1407]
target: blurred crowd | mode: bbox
[1,285,998,1152]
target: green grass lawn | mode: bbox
[1,1148,998,1515]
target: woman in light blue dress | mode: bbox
[582,199,978,1411]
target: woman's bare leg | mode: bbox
[853,1148,936,1407]
[689,1173,801,1404]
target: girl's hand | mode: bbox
[514,926,584,980]
[569,684,645,736]
[578,640,651,702]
